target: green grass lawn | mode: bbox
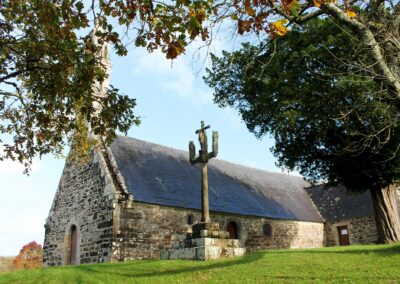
[0,244,399,283]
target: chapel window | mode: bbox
[187,214,194,225]
[263,223,272,239]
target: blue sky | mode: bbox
[0,39,286,256]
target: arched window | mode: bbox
[187,214,194,225]
[263,223,272,239]
[227,221,239,239]
[69,225,78,265]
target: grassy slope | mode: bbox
[0,244,399,283]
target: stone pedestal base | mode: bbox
[161,222,246,261]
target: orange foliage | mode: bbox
[269,19,289,36]
[12,241,43,270]
[345,8,357,18]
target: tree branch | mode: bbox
[322,3,400,96]
[292,9,325,24]
[266,1,325,24]
[0,71,21,83]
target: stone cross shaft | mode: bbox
[189,121,218,223]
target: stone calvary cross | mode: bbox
[189,121,218,223]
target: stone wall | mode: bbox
[112,202,324,261]
[43,149,116,266]
[324,215,378,246]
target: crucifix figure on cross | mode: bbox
[189,121,218,223]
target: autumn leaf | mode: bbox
[245,6,256,16]
[166,45,178,59]
[201,28,210,41]
[269,19,289,36]
[313,0,322,7]
[346,8,357,18]
[238,19,252,34]
[313,0,337,7]
[238,19,245,34]
[166,41,185,59]
[196,8,206,21]
[281,0,299,12]
[244,0,256,16]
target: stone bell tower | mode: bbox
[89,26,112,113]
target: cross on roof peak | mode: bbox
[195,120,210,134]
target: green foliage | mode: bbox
[1,0,397,172]
[1,244,400,283]
[95,0,213,59]
[204,19,400,191]
[0,1,140,171]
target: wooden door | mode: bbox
[337,225,350,246]
[70,226,78,264]
[227,222,239,239]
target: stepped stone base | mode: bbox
[161,222,246,261]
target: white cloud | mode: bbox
[0,145,43,175]
[220,107,243,129]
[0,159,42,175]
[273,167,302,177]
[0,155,61,256]
[132,48,213,106]
[0,160,42,176]
[133,49,173,75]
[0,159,26,175]
[0,216,44,256]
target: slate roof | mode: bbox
[305,185,374,221]
[110,136,323,222]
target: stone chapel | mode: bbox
[42,32,398,267]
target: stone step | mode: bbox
[191,237,241,248]
[192,222,220,232]
[161,245,246,261]
[191,229,230,239]
[172,237,242,249]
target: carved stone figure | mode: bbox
[189,121,218,223]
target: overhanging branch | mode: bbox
[322,3,400,97]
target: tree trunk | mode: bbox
[370,186,400,243]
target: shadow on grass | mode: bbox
[76,252,264,280]
[268,243,400,256]
[271,274,399,282]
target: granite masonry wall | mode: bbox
[43,149,117,266]
[111,202,324,261]
[324,216,378,246]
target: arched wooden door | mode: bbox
[70,225,78,264]
[227,222,239,239]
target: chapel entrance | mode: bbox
[69,225,78,264]
[337,225,350,246]
[227,222,239,239]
